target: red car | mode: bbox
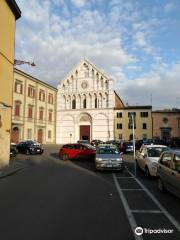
[59,143,96,160]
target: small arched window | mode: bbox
[83,98,86,109]
[95,98,97,108]
[72,99,76,109]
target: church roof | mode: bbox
[59,57,112,86]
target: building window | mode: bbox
[72,99,76,109]
[117,123,122,129]
[48,110,53,122]
[140,112,148,118]
[95,98,97,108]
[142,123,147,129]
[39,108,44,120]
[163,117,168,124]
[48,130,52,139]
[83,99,86,109]
[28,85,35,98]
[117,112,122,118]
[27,129,32,139]
[15,80,23,94]
[39,90,45,101]
[14,101,21,116]
[48,93,53,104]
[28,105,33,119]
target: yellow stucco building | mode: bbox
[115,106,153,141]
[0,0,21,166]
[11,69,57,144]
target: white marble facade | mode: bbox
[56,58,116,144]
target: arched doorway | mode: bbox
[79,113,92,142]
[37,129,43,143]
[11,126,20,144]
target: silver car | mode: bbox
[157,150,180,198]
[95,144,124,171]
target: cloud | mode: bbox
[15,0,180,109]
[71,0,87,7]
[15,1,134,86]
[164,2,176,13]
[117,62,180,108]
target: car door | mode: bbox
[136,147,143,169]
[171,153,180,198]
[158,152,173,191]
[138,146,147,170]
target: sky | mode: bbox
[15,0,180,109]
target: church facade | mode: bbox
[56,58,124,144]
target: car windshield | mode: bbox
[147,147,170,157]
[97,146,120,154]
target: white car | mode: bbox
[136,145,170,177]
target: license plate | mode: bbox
[107,164,112,167]
[37,149,40,152]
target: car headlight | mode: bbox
[96,158,103,162]
[116,158,122,161]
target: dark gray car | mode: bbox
[95,144,124,171]
[157,150,180,198]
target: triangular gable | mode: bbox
[58,57,111,86]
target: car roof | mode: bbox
[162,149,180,155]
[98,144,117,147]
[143,144,168,148]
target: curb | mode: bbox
[0,164,26,179]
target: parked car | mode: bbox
[125,142,134,153]
[10,143,17,157]
[77,140,89,144]
[16,140,43,155]
[59,143,96,160]
[157,150,180,198]
[136,145,170,177]
[90,139,104,147]
[95,144,124,171]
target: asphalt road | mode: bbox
[0,144,179,240]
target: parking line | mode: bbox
[116,176,134,179]
[120,189,144,191]
[112,174,143,240]
[126,167,180,232]
[131,210,162,214]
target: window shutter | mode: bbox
[15,82,17,92]
[15,104,20,116]
[20,84,23,94]
[28,86,30,96]
[33,89,35,98]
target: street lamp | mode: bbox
[14,59,36,66]
[129,113,136,176]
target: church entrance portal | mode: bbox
[80,125,90,141]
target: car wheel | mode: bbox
[62,154,69,161]
[145,166,151,178]
[158,178,164,192]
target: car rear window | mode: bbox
[147,147,170,157]
[97,146,119,154]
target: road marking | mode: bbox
[112,174,143,240]
[126,167,180,232]
[120,189,144,191]
[116,176,134,179]
[131,210,162,213]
